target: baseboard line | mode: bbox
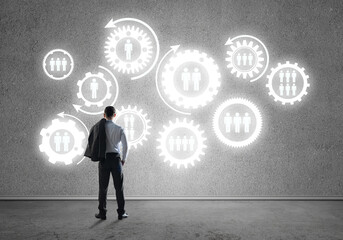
[1,196,343,200]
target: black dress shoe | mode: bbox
[95,212,106,220]
[118,212,128,220]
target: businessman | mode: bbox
[85,106,129,220]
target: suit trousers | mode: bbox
[98,153,125,215]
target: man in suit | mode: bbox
[85,106,128,220]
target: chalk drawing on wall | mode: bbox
[104,18,160,80]
[157,118,207,168]
[114,105,151,149]
[213,98,262,148]
[43,49,74,80]
[225,35,269,82]
[266,61,310,105]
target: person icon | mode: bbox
[129,128,135,141]
[124,114,129,129]
[182,136,188,151]
[279,83,285,96]
[248,53,254,66]
[192,68,201,91]
[175,136,181,151]
[62,132,70,152]
[129,114,135,128]
[124,39,133,61]
[188,136,195,152]
[242,113,251,133]
[242,53,247,66]
[291,70,297,83]
[236,53,242,66]
[55,58,61,71]
[292,83,297,96]
[49,58,55,71]
[285,70,291,83]
[279,70,284,83]
[181,68,191,91]
[54,132,62,152]
[61,58,67,72]
[224,112,233,133]
[233,113,242,133]
[285,83,291,96]
[90,79,99,99]
[168,136,175,152]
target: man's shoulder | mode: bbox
[106,120,124,130]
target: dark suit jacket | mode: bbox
[84,118,106,162]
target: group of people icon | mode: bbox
[124,114,136,140]
[277,70,298,97]
[168,135,195,152]
[49,57,68,72]
[224,112,252,133]
[181,67,202,91]
[53,131,71,152]
[124,39,133,61]
[236,52,254,67]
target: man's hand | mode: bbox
[121,160,125,166]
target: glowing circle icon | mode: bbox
[43,49,74,80]
[266,61,310,105]
[114,105,151,149]
[157,118,207,168]
[39,119,86,165]
[160,49,221,110]
[104,18,160,80]
[225,35,269,82]
[213,98,262,148]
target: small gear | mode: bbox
[114,105,151,149]
[39,119,85,165]
[77,72,112,107]
[266,61,310,105]
[161,50,221,109]
[157,118,207,168]
[213,98,262,148]
[104,25,153,74]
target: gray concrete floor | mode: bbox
[0,201,343,240]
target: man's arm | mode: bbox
[120,128,128,165]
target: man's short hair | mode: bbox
[104,106,116,117]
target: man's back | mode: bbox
[105,120,128,162]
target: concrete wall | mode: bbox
[1,0,343,197]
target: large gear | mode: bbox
[161,50,221,109]
[104,25,153,74]
[266,61,310,105]
[114,105,151,149]
[39,119,85,165]
[213,98,262,148]
[77,72,112,107]
[157,118,207,168]
[226,40,265,79]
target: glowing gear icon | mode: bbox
[42,49,74,80]
[104,25,153,74]
[77,72,112,107]
[157,118,207,168]
[213,98,262,148]
[114,105,151,149]
[226,35,269,82]
[39,119,85,165]
[266,61,310,105]
[161,50,221,109]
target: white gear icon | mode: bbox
[266,61,310,105]
[161,50,221,109]
[77,72,112,107]
[213,98,262,148]
[104,25,153,74]
[157,118,207,168]
[226,35,269,82]
[114,105,151,149]
[39,119,85,165]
